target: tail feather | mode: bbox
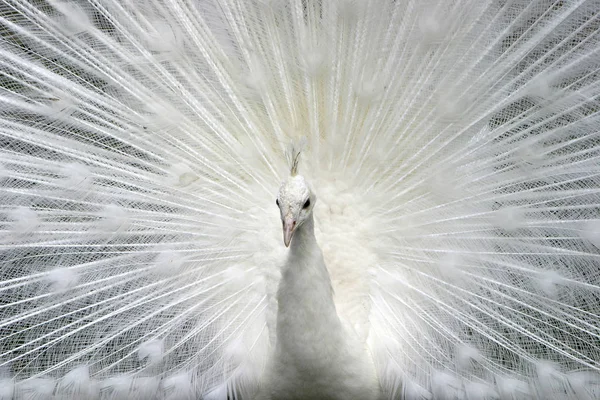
[0,0,599,399]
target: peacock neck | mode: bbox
[287,214,317,257]
[275,214,345,374]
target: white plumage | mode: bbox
[0,0,599,399]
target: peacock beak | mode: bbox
[283,217,296,247]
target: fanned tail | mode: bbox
[0,0,599,399]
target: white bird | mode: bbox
[262,155,381,400]
[0,0,599,399]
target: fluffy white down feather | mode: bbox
[0,0,599,399]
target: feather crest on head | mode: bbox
[286,138,306,176]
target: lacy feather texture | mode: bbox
[0,0,599,399]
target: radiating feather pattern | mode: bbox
[0,0,599,399]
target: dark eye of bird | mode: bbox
[276,199,280,207]
[303,199,310,209]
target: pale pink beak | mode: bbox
[283,217,296,247]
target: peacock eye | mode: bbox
[303,199,310,209]
[276,199,280,207]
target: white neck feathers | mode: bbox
[269,214,382,400]
[275,214,344,369]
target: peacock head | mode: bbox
[276,174,316,247]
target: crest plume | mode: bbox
[286,138,306,176]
